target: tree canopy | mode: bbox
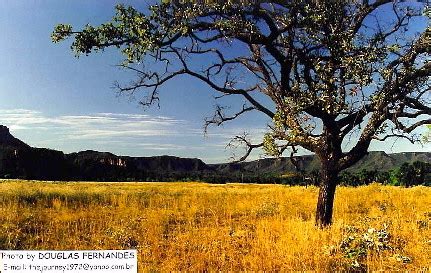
[53,0,431,226]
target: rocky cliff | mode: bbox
[0,125,29,148]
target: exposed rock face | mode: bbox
[100,158,127,167]
[0,125,29,148]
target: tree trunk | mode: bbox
[315,167,338,227]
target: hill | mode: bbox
[212,151,431,175]
[0,125,429,182]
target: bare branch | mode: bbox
[204,104,255,133]
[227,133,263,163]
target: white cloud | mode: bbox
[3,109,426,164]
[0,109,196,140]
[0,109,257,162]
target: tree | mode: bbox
[397,162,415,187]
[52,1,431,226]
[425,124,431,141]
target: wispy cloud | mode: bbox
[0,109,195,140]
[0,109,266,162]
[1,109,270,143]
[2,109,426,163]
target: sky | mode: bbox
[0,0,429,163]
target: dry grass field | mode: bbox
[0,180,430,271]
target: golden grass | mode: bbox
[0,180,430,271]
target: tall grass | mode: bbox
[0,181,430,271]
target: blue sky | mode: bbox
[0,1,429,163]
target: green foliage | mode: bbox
[388,169,401,186]
[339,224,411,269]
[337,162,431,187]
[392,161,431,187]
[52,4,162,62]
[262,133,280,157]
[424,125,431,142]
[51,24,72,43]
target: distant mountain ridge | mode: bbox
[0,125,429,181]
[218,151,431,174]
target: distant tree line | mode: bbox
[1,146,430,186]
[178,161,431,187]
[337,161,431,187]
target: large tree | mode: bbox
[52,0,431,226]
